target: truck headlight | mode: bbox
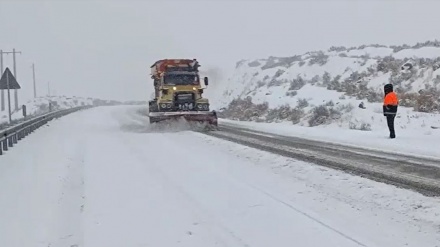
[161,103,167,108]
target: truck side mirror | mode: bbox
[204,77,209,86]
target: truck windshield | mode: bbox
[164,74,197,85]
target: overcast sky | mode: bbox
[1,0,439,102]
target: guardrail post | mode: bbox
[3,136,7,151]
[8,136,13,148]
[13,133,17,144]
[0,142,2,155]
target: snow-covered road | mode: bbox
[1,106,439,247]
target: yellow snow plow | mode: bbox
[147,59,218,129]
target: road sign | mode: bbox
[0,68,21,90]
[0,67,21,123]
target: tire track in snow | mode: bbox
[203,125,440,196]
[119,133,366,247]
[142,132,367,247]
[46,137,86,247]
[242,182,367,247]
[119,135,252,247]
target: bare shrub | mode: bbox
[415,88,440,113]
[266,105,289,122]
[310,75,320,85]
[308,105,330,126]
[268,79,285,87]
[266,105,305,124]
[262,56,302,70]
[325,100,335,107]
[273,69,285,79]
[397,85,440,113]
[308,51,329,66]
[289,75,306,90]
[308,105,342,126]
[286,91,298,97]
[349,122,372,131]
[322,72,331,86]
[328,46,347,52]
[257,80,266,88]
[327,75,341,91]
[297,98,309,108]
[336,103,354,113]
[291,107,305,124]
[248,60,261,67]
[220,97,269,120]
[365,88,382,103]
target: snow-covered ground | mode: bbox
[220,117,440,159]
[0,96,94,125]
[0,105,439,247]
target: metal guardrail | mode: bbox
[0,106,92,155]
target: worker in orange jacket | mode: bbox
[383,83,398,138]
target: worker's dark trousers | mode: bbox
[386,114,396,138]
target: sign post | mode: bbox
[0,67,21,124]
[6,71,11,123]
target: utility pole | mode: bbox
[13,48,19,111]
[0,49,4,111]
[32,63,37,98]
[0,49,22,111]
[47,81,50,97]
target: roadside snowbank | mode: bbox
[220,114,440,159]
[0,96,93,125]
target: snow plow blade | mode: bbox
[148,111,218,130]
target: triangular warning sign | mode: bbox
[0,67,21,90]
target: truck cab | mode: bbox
[149,59,211,113]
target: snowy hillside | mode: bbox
[214,40,440,132]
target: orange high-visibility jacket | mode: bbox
[383,92,398,115]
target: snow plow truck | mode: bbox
[148,59,218,129]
